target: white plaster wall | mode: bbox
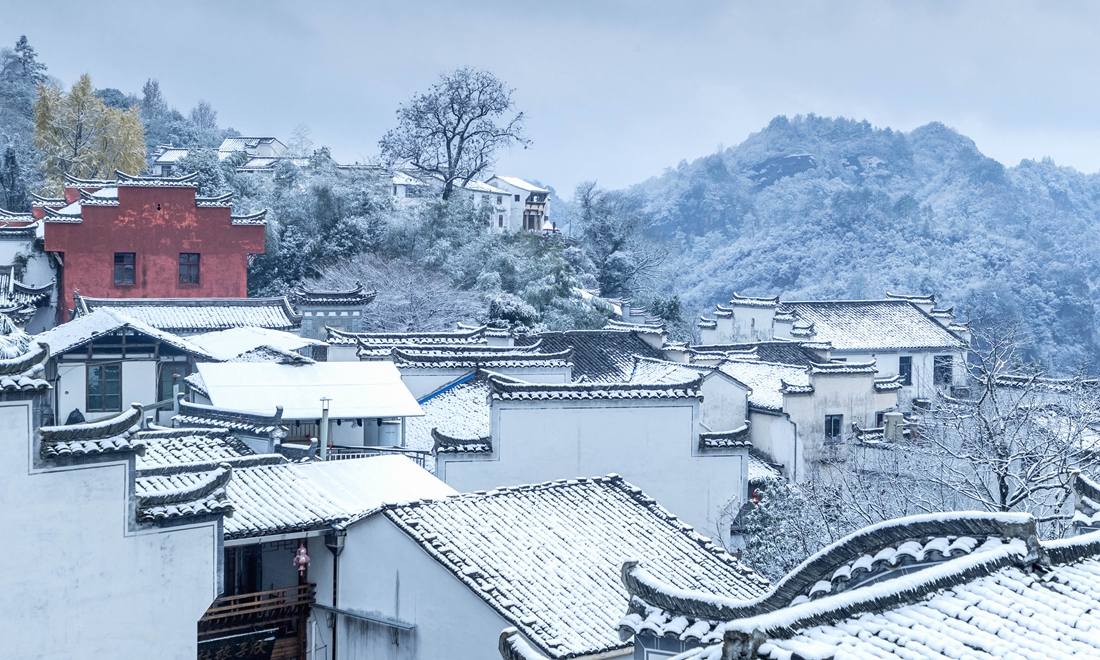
[731,307,776,342]
[439,401,746,540]
[56,360,157,420]
[327,345,360,362]
[309,516,523,660]
[0,401,220,660]
[699,375,748,432]
[783,373,893,470]
[747,410,799,480]
[56,361,86,421]
[122,360,157,407]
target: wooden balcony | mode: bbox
[199,584,315,659]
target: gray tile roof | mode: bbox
[37,308,216,358]
[406,374,491,464]
[73,295,301,334]
[488,373,702,402]
[287,281,377,308]
[621,512,1100,660]
[514,330,665,383]
[780,300,964,352]
[136,428,255,467]
[384,475,769,659]
[39,403,146,460]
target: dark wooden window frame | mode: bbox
[825,413,843,441]
[87,362,122,412]
[113,252,135,285]
[179,252,200,285]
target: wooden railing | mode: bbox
[198,583,315,639]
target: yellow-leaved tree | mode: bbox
[33,74,144,192]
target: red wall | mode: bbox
[44,185,265,320]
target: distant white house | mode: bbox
[486,175,551,231]
[699,292,970,400]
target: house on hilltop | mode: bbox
[487,175,551,231]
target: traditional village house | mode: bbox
[38,172,267,321]
[486,175,552,231]
[149,144,190,176]
[188,361,424,454]
[35,308,216,426]
[0,208,56,330]
[699,292,969,401]
[287,282,377,340]
[3,333,230,660]
[308,475,770,660]
[135,414,454,659]
[711,356,902,481]
[619,511,1100,660]
[432,368,752,543]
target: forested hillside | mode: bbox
[633,115,1100,372]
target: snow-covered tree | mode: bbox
[379,67,528,200]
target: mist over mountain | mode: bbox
[632,115,1100,373]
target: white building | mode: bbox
[0,210,57,332]
[36,309,216,426]
[486,175,551,231]
[190,360,423,449]
[308,475,770,660]
[5,399,227,659]
[699,292,969,400]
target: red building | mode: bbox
[38,172,266,321]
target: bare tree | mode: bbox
[379,67,528,200]
[916,322,1100,528]
[316,255,485,331]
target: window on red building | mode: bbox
[113,253,135,285]
[179,253,200,285]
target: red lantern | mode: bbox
[292,539,311,576]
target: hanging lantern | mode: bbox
[292,539,311,576]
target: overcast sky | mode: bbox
[5,1,1100,194]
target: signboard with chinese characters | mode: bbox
[197,629,277,660]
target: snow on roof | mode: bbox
[218,137,287,152]
[406,374,492,460]
[36,309,215,359]
[39,403,145,460]
[74,295,301,334]
[295,455,456,524]
[515,330,665,383]
[153,146,189,164]
[747,454,782,483]
[135,428,255,467]
[719,360,809,412]
[627,357,715,385]
[221,458,351,539]
[189,327,325,361]
[327,325,488,347]
[196,361,423,420]
[391,345,573,370]
[384,475,769,658]
[490,175,549,194]
[780,300,964,352]
[618,511,1100,659]
[287,281,376,308]
[458,179,509,194]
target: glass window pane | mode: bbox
[105,394,121,411]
